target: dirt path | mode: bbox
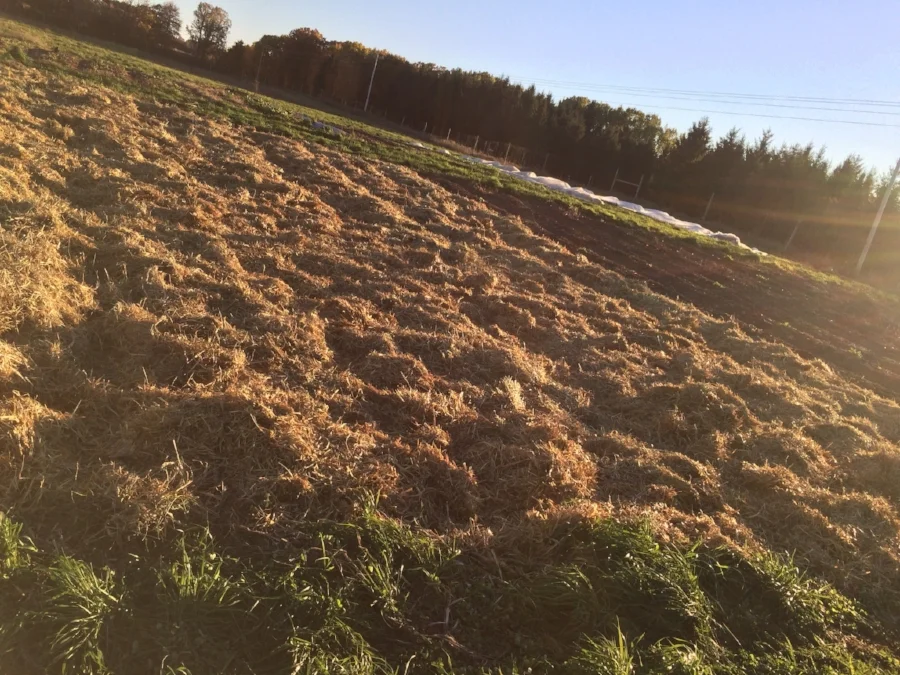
[436,178,900,400]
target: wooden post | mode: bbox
[254,48,265,93]
[423,122,428,133]
[363,53,379,112]
[784,219,802,252]
[610,168,619,192]
[400,116,406,126]
[857,157,900,274]
[588,175,593,187]
[473,135,479,151]
[542,152,549,172]
[446,128,452,140]
[703,192,715,222]
[504,143,511,162]
[634,175,645,199]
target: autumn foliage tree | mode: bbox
[187,2,231,59]
[151,2,182,49]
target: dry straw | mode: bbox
[1,58,900,630]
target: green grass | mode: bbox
[0,510,895,674]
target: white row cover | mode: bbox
[461,156,764,254]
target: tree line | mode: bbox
[4,0,899,283]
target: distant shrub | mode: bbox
[7,45,28,64]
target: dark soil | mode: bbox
[437,176,900,401]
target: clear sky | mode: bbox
[172,0,900,174]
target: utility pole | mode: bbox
[856,157,900,275]
[254,48,265,93]
[702,192,715,222]
[784,219,802,253]
[363,54,379,113]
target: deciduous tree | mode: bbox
[187,2,230,58]
[152,1,182,48]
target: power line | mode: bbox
[506,79,900,117]
[568,99,900,128]
[505,75,900,109]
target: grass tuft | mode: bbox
[0,512,33,575]
[41,557,121,674]
[6,44,28,64]
[567,623,639,675]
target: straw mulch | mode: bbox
[2,62,900,621]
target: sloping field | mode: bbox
[2,17,900,674]
[443,183,900,400]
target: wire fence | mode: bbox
[379,113,642,198]
[417,126,545,173]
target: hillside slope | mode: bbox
[1,18,900,674]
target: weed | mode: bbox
[6,44,28,64]
[161,531,240,607]
[567,624,638,675]
[40,557,121,674]
[0,512,33,575]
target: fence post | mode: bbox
[446,128,452,140]
[504,143,511,163]
[610,168,619,192]
[634,175,645,199]
[473,135,479,151]
[423,122,428,133]
[784,219,802,252]
[400,116,405,126]
[702,192,715,221]
[857,156,900,274]
[542,153,549,172]
[588,175,593,187]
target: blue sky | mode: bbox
[173,0,900,174]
